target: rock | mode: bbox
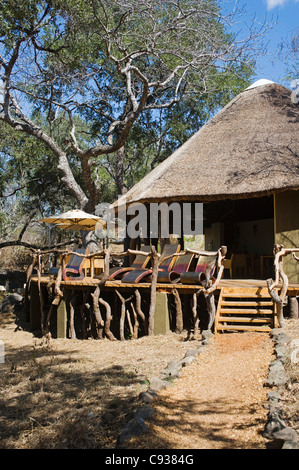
[266,360,289,388]
[270,328,283,337]
[265,370,289,388]
[282,441,299,449]
[138,390,158,403]
[150,376,171,391]
[0,293,23,312]
[275,333,291,345]
[273,427,298,443]
[201,339,210,345]
[160,360,182,379]
[116,416,148,447]
[135,405,155,421]
[201,330,213,340]
[184,349,198,358]
[181,356,196,367]
[267,391,281,401]
[263,410,287,439]
[269,359,284,371]
[275,345,286,359]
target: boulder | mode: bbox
[0,293,23,312]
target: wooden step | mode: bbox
[222,293,271,298]
[218,316,273,324]
[221,300,273,307]
[216,324,272,332]
[214,287,277,334]
[219,308,272,314]
[221,287,270,296]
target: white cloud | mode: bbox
[266,0,288,9]
[266,0,299,9]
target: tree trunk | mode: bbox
[80,291,90,339]
[69,292,77,339]
[131,302,139,339]
[116,290,133,341]
[173,288,183,334]
[45,262,64,335]
[99,297,117,340]
[204,292,216,331]
[91,285,104,338]
[135,289,148,334]
[126,309,134,338]
[24,254,38,320]
[116,146,128,196]
[192,292,200,335]
[81,230,102,253]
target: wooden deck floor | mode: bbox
[31,275,299,295]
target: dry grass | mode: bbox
[0,306,189,449]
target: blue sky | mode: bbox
[235,0,299,87]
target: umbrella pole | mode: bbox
[106,219,109,248]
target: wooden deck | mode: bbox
[28,275,299,337]
[31,274,299,295]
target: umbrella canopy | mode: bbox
[40,209,106,231]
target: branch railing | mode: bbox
[25,245,227,339]
[267,244,299,328]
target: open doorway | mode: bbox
[204,195,274,279]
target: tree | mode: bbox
[0,0,271,219]
[102,61,254,195]
[279,28,299,105]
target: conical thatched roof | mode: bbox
[113,80,299,208]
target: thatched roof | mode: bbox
[113,80,299,208]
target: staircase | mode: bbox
[214,287,278,334]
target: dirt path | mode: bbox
[128,333,274,449]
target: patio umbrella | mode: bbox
[39,209,106,231]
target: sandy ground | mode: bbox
[128,332,274,449]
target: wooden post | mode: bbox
[289,297,299,319]
[57,289,71,338]
[24,253,38,322]
[148,247,160,336]
[153,292,170,335]
[29,282,41,331]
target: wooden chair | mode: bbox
[120,243,181,284]
[157,252,194,283]
[62,247,89,281]
[180,253,218,285]
[232,254,247,278]
[96,245,153,281]
[222,254,234,279]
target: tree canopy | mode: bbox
[0,0,270,216]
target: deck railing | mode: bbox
[25,245,227,339]
[267,244,299,327]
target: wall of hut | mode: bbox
[275,190,299,284]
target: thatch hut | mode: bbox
[113,79,299,282]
